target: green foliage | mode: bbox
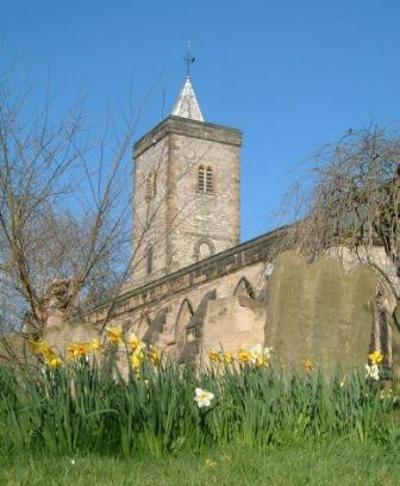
[2,442,400,486]
[0,359,399,459]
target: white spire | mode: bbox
[172,76,204,122]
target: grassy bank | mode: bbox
[1,441,400,485]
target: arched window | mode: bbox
[234,277,256,299]
[175,299,194,353]
[197,165,214,194]
[194,238,215,261]
[146,245,154,275]
[199,241,212,260]
[145,170,157,202]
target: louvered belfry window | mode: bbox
[198,165,205,192]
[205,167,213,193]
[197,165,213,193]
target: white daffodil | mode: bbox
[249,344,273,367]
[250,344,263,356]
[250,344,273,358]
[263,347,273,360]
[365,363,379,381]
[194,387,215,408]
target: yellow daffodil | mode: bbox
[67,342,89,360]
[237,349,253,364]
[369,350,384,365]
[106,325,123,345]
[250,344,272,368]
[255,354,270,368]
[303,358,314,372]
[208,349,223,364]
[223,352,234,365]
[147,346,163,366]
[46,356,63,369]
[205,458,217,468]
[89,337,101,353]
[126,332,145,352]
[29,339,55,358]
[131,350,145,369]
[28,339,42,353]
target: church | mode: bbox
[112,73,276,365]
[47,73,399,372]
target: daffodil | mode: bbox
[303,359,314,372]
[208,349,223,364]
[29,339,55,358]
[205,458,217,468]
[194,387,215,408]
[46,356,63,369]
[126,332,145,352]
[147,346,163,366]
[89,337,101,353]
[365,363,379,381]
[131,350,145,369]
[380,388,393,400]
[237,349,253,364]
[263,346,273,360]
[106,325,123,345]
[250,344,263,356]
[223,352,234,365]
[255,354,270,368]
[67,342,89,360]
[250,344,272,368]
[369,350,384,365]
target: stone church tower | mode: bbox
[131,75,242,286]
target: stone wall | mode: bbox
[131,135,169,284]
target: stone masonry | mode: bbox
[132,115,241,286]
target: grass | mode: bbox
[1,340,400,484]
[2,359,399,456]
[1,441,400,485]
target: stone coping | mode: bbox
[82,226,288,322]
[134,116,242,157]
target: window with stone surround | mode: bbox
[197,165,213,193]
[145,170,157,202]
[194,238,215,261]
[146,245,154,275]
[175,299,194,350]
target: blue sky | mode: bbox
[2,0,400,240]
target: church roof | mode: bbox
[172,76,204,122]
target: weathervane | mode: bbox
[183,41,195,78]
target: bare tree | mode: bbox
[282,125,400,320]
[0,62,224,342]
[0,63,140,334]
